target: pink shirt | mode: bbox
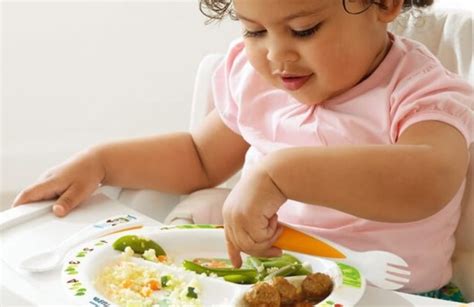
[211,34,473,293]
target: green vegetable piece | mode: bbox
[262,260,298,269]
[294,264,313,276]
[112,235,166,256]
[244,256,265,273]
[278,253,302,264]
[257,253,301,264]
[264,263,302,281]
[223,274,257,284]
[192,258,233,268]
[186,287,198,299]
[182,260,257,279]
[161,275,171,287]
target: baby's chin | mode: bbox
[288,91,332,106]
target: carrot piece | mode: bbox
[147,278,160,291]
[158,255,168,262]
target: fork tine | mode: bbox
[386,255,409,266]
[386,266,411,276]
[385,273,410,284]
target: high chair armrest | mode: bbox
[115,188,181,223]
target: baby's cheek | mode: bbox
[246,49,271,75]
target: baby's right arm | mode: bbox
[13,110,249,217]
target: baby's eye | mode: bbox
[243,29,267,38]
[292,23,322,38]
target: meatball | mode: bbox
[293,301,314,307]
[301,273,333,303]
[272,277,298,305]
[245,281,281,307]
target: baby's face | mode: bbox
[234,0,390,105]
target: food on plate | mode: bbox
[112,235,166,256]
[95,259,201,307]
[245,281,281,307]
[244,273,333,307]
[272,277,298,305]
[183,253,312,284]
[182,260,258,284]
[301,272,334,302]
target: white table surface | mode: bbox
[0,193,471,307]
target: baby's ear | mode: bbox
[377,0,404,23]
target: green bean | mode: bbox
[278,253,302,264]
[262,260,298,269]
[294,264,313,276]
[182,260,258,279]
[192,258,233,268]
[244,256,265,273]
[223,274,257,284]
[112,235,166,256]
[263,263,302,281]
[254,253,301,264]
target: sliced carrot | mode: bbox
[158,255,168,262]
[147,278,160,291]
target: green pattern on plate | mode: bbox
[160,224,224,230]
[337,262,361,288]
[64,240,108,298]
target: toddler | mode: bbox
[14,0,473,300]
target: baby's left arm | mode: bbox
[223,120,469,266]
[263,120,469,222]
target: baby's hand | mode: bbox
[12,148,105,217]
[222,166,286,267]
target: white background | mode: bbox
[1,0,472,208]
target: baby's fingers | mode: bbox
[12,179,66,207]
[225,227,243,268]
[53,183,93,217]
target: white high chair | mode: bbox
[116,8,474,301]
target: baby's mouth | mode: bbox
[280,74,313,91]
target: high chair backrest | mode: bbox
[190,8,473,301]
[389,9,474,302]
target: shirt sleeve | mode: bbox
[390,64,474,146]
[211,39,246,135]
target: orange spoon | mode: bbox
[273,224,346,259]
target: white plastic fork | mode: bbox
[274,223,411,290]
[337,249,411,290]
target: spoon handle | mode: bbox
[56,214,144,252]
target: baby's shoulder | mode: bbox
[392,35,446,80]
[387,35,472,97]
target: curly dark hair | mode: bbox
[199,0,434,22]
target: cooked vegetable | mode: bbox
[183,253,311,284]
[161,275,171,287]
[112,235,166,256]
[182,260,258,284]
[223,274,258,284]
[186,287,198,299]
[244,256,265,273]
[264,263,302,281]
[193,258,233,268]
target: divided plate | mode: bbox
[61,225,366,306]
